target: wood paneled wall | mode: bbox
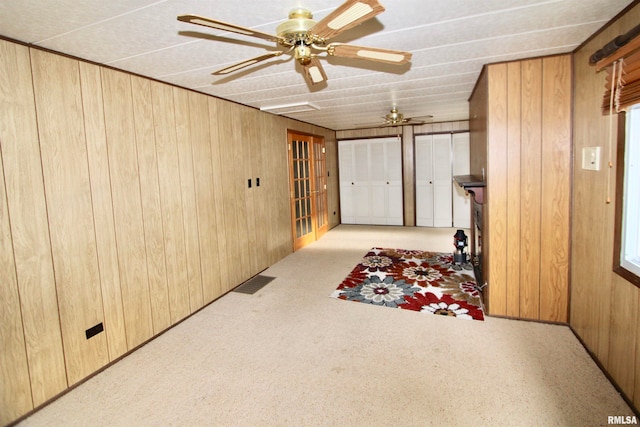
[571,3,640,410]
[469,54,572,323]
[0,39,337,425]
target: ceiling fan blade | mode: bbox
[178,14,283,43]
[302,57,328,86]
[328,43,411,64]
[405,115,433,123]
[309,0,385,40]
[213,51,284,75]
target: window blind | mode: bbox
[596,31,640,114]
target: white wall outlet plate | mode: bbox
[582,146,601,171]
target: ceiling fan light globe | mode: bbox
[294,44,312,64]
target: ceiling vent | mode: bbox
[260,102,319,115]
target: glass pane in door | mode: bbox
[313,141,328,236]
[292,138,313,239]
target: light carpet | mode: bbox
[17,225,634,427]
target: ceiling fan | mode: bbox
[177,0,412,86]
[351,106,432,129]
[380,106,433,126]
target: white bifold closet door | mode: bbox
[416,133,470,228]
[451,133,471,228]
[339,137,402,225]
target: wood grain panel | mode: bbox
[540,55,571,322]
[264,115,294,261]
[413,121,469,135]
[259,114,278,263]
[336,127,398,139]
[241,107,264,275]
[324,129,340,230]
[0,42,67,406]
[217,102,250,287]
[207,98,232,292]
[79,62,128,361]
[0,144,33,425]
[486,63,509,315]
[506,61,522,318]
[173,88,204,312]
[101,68,154,349]
[571,42,611,350]
[469,69,488,178]
[608,278,638,397]
[150,81,190,324]
[519,59,543,320]
[189,92,223,303]
[130,75,170,334]
[570,4,640,408]
[573,31,616,364]
[402,126,414,226]
[32,50,109,384]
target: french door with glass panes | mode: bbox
[288,131,328,251]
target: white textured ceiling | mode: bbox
[0,0,632,130]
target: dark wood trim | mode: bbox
[569,324,640,417]
[574,0,640,54]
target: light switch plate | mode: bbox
[582,146,601,171]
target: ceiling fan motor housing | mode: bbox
[386,107,404,123]
[277,9,321,65]
[276,9,318,44]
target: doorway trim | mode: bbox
[287,130,328,250]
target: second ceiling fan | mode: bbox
[178,0,412,86]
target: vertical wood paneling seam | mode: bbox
[98,68,129,351]
[91,65,128,357]
[171,90,189,312]
[78,65,111,360]
[507,61,522,317]
[30,50,70,387]
[13,47,38,408]
[537,62,545,320]
[517,65,523,318]
[175,93,193,313]
[127,74,155,336]
[186,96,206,308]
[174,89,204,312]
[0,139,35,409]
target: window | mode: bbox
[615,104,640,285]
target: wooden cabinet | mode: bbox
[469,55,571,322]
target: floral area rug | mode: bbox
[330,248,484,321]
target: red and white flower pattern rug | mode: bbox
[330,248,485,321]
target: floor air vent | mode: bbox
[233,275,275,294]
